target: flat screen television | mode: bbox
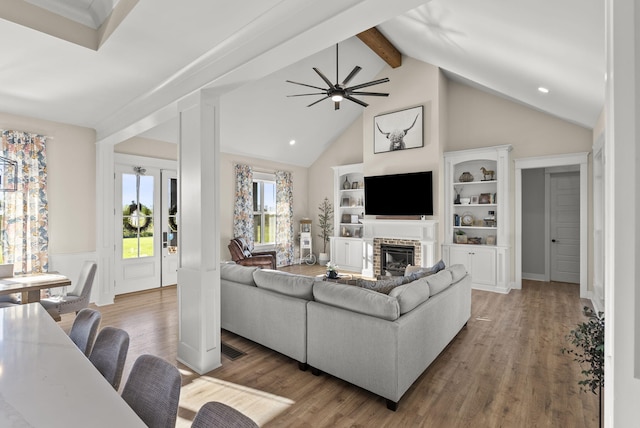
[364,171,433,216]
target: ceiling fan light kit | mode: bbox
[287,44,390,110]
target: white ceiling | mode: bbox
[0,0,604,167]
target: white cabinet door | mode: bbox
[331,238,363,272]
[448,246,470,268]
[470,247,496,286]
[446,245,496,289]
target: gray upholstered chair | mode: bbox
[40,261,97,321]
[121,354,182,428]
[192,402,258,428]
[69,308,102,357]
[89,326,130,390]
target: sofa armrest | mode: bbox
[237,255,274,269]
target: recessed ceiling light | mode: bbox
[289,140,296,145]
[538,87,549,94]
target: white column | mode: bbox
[176,89,221,373]
[605,0,640,426]
[95,140,116,306]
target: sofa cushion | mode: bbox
[448,264,467,283]
[388,276,431,314]
[253,269,315,300]
[220,263,258,286]
[426,269,453,296]
[355,275,408,295]
[313,281,400,321]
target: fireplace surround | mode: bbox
[361,219,438,278]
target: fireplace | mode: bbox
[362,219,438,278]
[380,244,415,277]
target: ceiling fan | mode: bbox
[286,44,390,110]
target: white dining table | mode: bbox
[0,303,146,427]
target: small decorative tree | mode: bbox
[317,197,334,254]
[562,306,604,426]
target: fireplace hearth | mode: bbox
[380,244,415,276]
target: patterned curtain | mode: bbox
[0,130,49,274]
[233,164,254,250]
[275,170,294,267]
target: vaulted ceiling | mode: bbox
[0,0,603,167]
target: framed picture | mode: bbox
[341,214,351,224]
[471,195,479,204]
[341,197,350,207]
[350,214,359,224]
[486,235,496,245]
[374,105,424,153]
[479,193,491,204]
[351,181,359,189]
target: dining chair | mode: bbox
[89,326,130,390]
[121,354,182,428]
[40,261,97,321]
[191,401,258,428]
[69,308,102,357]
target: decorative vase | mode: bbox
[318,252,329,266]
[342,176,351,190]
[327,270,339,279]
[459,171,474,182]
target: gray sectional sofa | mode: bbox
[219,262,472,410]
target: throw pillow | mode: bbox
[430,259,446,273]
[355,275,407,295]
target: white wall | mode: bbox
[0,111,96,257]
[115,136,177,160]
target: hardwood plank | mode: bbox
[58,269,598,427]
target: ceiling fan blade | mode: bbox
[287,92,327,97]
[286,80,327,91]
[341,66,362,86]
[307,97,329,107]
[345,95,369,107]
[349,91,389,97]
[347,77,390,91]
[313,68,335,89]
[335,101,340,110]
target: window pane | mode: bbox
[264,213,276,244]
[253,182,260,212]
[253,214,262,243]
[121,172,155,259]
[138,234,154,257]
[139,175,154,210]
[122,236,138,259]
[263,182,276,212]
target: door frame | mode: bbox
[514,152,589,298]
[114,154,177,294]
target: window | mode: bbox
[122,172,154,259]
[252,173,276,246]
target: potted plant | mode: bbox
[326,261,339,279]
[562,306,604,426]
[317,197,333,266]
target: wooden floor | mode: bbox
[59,268,598,427]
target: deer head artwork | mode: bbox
[376,114,420,151]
